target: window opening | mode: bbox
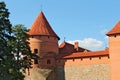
[47,59,51,64]
[34,49,38,54]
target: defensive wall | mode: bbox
[56,55,110,80]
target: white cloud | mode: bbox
[67,38,104,51]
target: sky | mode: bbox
[2,0,120,51]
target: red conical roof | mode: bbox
[28,11,60,40]
[107,21,120,36]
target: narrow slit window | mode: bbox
[47,60,51,64]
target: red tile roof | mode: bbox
[63,49,109,59]
[59,42,90,53]
[28,11,60,40]
[107,21,120,36]
[57,42,91,58]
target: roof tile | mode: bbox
[107,21,120,36]
[28,11,60,40]
[57,42,90,58]
[63,49,109,59]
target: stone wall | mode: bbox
[64,64,110,80]
[55,66,65,80]
[24,68,55,80]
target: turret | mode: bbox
[28,11,60,68]
[106,21,120,80]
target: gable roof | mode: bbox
[28,11,60,40]
[58,42,90,58]
[107,21,120,36]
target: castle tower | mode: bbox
[28,11,60,68]
[106,21,120,80]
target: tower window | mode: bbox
[47,59,51,64]
[34,49,38,54]
[48,36,50,39]
[34,59,38,64]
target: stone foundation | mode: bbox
[24,68,55,80]
[64,64,110,80]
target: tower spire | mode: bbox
[28,11,60,40]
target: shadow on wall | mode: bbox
[55,66,65,80]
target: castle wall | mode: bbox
[29,36,59,57]
[108,35,120,80]
[63,56,110,80]
[29,35,59,69]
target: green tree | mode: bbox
[0,1,15,80]
[0,2,38,80]
[0,2,12,59]
[11,24,37,73]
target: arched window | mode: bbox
[47,59,51,64]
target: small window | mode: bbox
[47,60,51,64]
[34,59,38,64]
[34,49,38,54]
[48,36,50,39]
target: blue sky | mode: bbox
[3,0,120,51]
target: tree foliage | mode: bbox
[0,1,14,80]
[0,2,37,80]
[11,24,37,71]
[0,1,12,60]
